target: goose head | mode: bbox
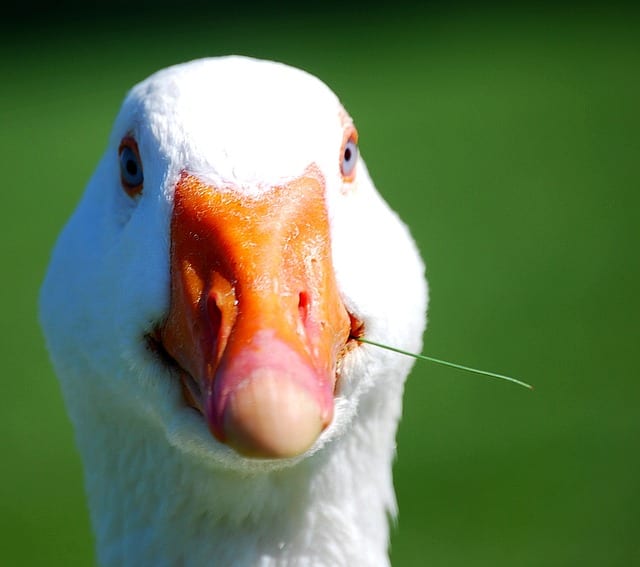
[40,56,427,563]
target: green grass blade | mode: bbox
[357,338,533,390]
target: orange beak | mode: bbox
[158,166,351,458]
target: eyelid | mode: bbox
[118,135,140,155]
[344,126,359,146]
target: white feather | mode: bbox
[40,55,428,566]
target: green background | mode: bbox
[2,4,638,565]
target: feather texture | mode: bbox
[40,56,428,566]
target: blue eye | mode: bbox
[341,138,358,179]
[118,138,144,196]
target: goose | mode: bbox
[40,56,428,566]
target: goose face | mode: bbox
[40,56,427,471]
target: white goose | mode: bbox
[40,56,427,566]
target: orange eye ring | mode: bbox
[118,136,144,197]
[340,127,359,182]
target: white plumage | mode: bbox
[40,56,427,566]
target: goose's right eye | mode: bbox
[118,137,144,197]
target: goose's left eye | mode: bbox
[341,137,358,180]
[118,137,144,197]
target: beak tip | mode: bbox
[220,368,329,459]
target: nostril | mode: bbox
[298,291,310,323]
[205,292,223,357]
[206,293,222,332]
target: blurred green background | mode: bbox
[2,3,638,565]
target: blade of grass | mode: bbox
[357,337,533,390]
